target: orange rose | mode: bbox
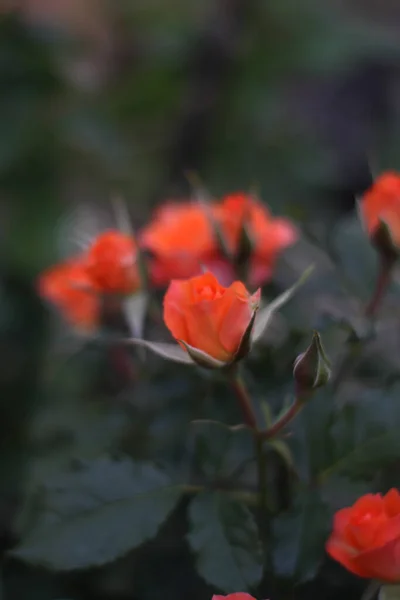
[139,202,217,287]
[213,193,298,286]
[163,272,260,367]
[38,258,99,331]
[360,172,400,249]
[85,230,140,294]
[326,489,400,582]
[140,195,297,288]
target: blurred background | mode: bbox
[2,1,400,599]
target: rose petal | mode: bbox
[213,594,256,600]
[352,536,400,582]
[326,535,371,578]
[163,279,191,343]
[385,489,400,518]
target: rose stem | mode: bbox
[333,255,394,392]
[364,256,393,318]
[230,368,307,587]
[260,398,304,440]
[230,372,258,430]
[230,370,268,547]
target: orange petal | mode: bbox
[384,489,400,518]
[163,279,191,343]
[213,595,256,600]
[38,259,99,331]
[351,494,384,516]
[86,230,139,294]
[352,536,400,582]
[331,507,353,538]
[183,297,232,361]
[326,534,374,579]
[218,284,258,356]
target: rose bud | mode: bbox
[212,193,298,287]
[326,489,400,583]
[293,331,331,400]
[359,171,400,263]
[163,272,260,368]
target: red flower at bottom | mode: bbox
[213,594,257,600]
[326,489,400,582]
[38,258,99,331]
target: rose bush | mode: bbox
[32,176,400,600]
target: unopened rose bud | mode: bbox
[293,331,331,400]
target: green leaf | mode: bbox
[320,475,371,513]
[267,439,295,472]
[126,339,193,364]
[272,486,330,583]
[178,340,226,369]
[11,457,182,571]
[380,585,400,600]
[188,492,263,592]
[189,420,254,480]
[320,385,400,482]
[287,390,336,482]
[252,265,314,343]
[111,194,134,237]
[333,214,377,299]
[289,384,400,485]
[123,291,149,339]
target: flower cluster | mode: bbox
[140,192,297,287]
[38,230,140,331]
[38,191,297,331]
[37,174,400,593]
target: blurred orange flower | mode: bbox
[360,171,400,248]
[140,194,297,288]
[139,202,216,287]
[213,595,257,600]
[85,230,140,295]
[38,258,99,331]
[213,193,298,286]
[163,271,260,366]
[326,489,400,582]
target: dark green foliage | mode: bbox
[3,1,400,599]
[188,492,263,592]
[12,458,182,570]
